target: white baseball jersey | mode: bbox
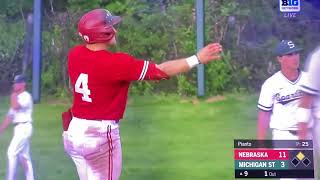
[7,91,33,124]
[258,71,313,130]
[300,47,320,119]
[6,90,34,180]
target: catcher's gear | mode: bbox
[78,9,121,44]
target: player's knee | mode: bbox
[7,150,16,159]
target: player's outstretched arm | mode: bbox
[0,116,11,135]
[257,110,271,140]
[157,43,222,76]
[297,92,314,140]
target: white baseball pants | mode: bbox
[63,118,122,180]
[6,122,34,180]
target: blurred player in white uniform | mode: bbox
[257,40,314,179]
[0,75,34,180]
[298,46,320,139]
[297,47,320,179]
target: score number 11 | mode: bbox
[279,152,287,158]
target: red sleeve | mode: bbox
[112,53,169,81]
[143,63,170,80]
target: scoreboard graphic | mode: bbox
[234,140,314,178]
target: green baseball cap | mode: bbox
[274,40,302,56]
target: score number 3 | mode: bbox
[75,73,92,102]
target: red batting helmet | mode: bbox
[78,9,122,44]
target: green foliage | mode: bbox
[41,27,62,95]
[1,0,320,97]
[41,63,57,94]
[177,74,196,96]
[67,0,104,12]
[0,17,24,59]
[117,14,169,61]
[205,51,232,94]
[115,2,195,61]
[130,81,154,95]
[0,0,33,17]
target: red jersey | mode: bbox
[68,45,168,120]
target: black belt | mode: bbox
[288,129,312,136]
[288,130,298,136]
[14,122,31,126]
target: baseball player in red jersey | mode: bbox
[63,8,222,180]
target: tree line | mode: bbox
[0,0,320,96]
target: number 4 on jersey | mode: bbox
[75,73,92,102]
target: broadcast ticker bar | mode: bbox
[235,169,314,178]
[234,140,313,149]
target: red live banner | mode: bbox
[234,149,289,160]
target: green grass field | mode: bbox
[0,93,272,180]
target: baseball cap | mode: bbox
[274,40,302,56]
[13,74,26,83]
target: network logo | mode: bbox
[279,0,301,13]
